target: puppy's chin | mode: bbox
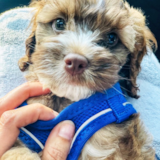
[38,77,94,101]
[52,85,94,102]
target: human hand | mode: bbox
[0,82,75,160]
[42,120,75,160]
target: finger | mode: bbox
[42,121,75,160]
[0,82,50,116]
[0,103,58,157]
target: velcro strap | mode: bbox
[108,95,136,123]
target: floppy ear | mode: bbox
[18,0,45,71]
[18,31,36,71]
[121,4,157,98]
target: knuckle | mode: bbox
[22,82,32,93]
[33,103,45,112]
[0,110,14,125]
[46,146,65,160]
[23,82,32,89]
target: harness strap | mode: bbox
[18,83,136,160]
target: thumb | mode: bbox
[42,121,75,160]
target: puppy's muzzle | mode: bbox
[64,53,88,75]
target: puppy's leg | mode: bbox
[1,147,40,160]
[80,114,155,160]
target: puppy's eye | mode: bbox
[106,33,118,47]
[97,33,118,48]
[53,18,66,31]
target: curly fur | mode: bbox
[19,0,157,99]
[2,0,157,159]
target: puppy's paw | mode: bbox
[1,147,40,160]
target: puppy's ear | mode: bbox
[18,0,45,71]
[18,31,36,71]
[122,3,157,98]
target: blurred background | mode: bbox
[0,0,159,61]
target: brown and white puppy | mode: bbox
[2,0,157,159]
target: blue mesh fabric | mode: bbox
[18,83,137,158]
[72,101,109,131]
[19,129,42,152]
[26,91,111,130]
[67,112,116,160]
[25,127,50,145]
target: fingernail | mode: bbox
[47,111,59,120]
[53,111,59,117]
[58,121,75,140]
[43,88,51,93]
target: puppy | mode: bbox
[2,0,157,159]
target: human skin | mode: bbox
[0,82,75,160]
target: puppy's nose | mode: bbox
[64,53,88,75]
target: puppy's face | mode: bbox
[20,0,157,101]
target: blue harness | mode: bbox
[18,83,136,160]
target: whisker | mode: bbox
[119,85,133,94]
[99,83,106,93]
[121,68,130,70]
[121,65,131,67]
[29,42,35,45]
[21,61,32,65]
[27,45,35,50]
[111,86,128,98]
[119,76,132,81]
[101,64,131,70]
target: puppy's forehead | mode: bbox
[37,0,125,27]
